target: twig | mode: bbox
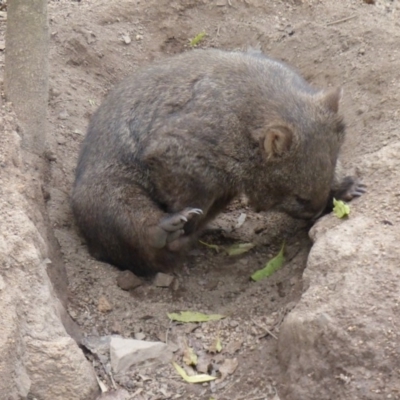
[327,15,357,26]
[252,318,278,340]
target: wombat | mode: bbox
[71,49,364,276]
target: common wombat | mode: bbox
[72,49,364,275]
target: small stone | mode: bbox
[117,270,143,290]
[134,332,146,340]
[58,110,69,120]
[135,34,143,41]
[110,337,173,374]
[153,273,174,287]
[44,150,57,161]
[122,35,131,44]
[171,278,180,291]
[111,320,122,334]
[98,296,112,313]
[0,275,5,290]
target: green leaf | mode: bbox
[224,242,255,256]
[199,240,255,256]
[251,243,285,282]
[333,198,350,218]
[167,311,225,323]
[189,32,206,47]
[172,362,216,383]
[215,336,222,353]
[199,240,220,253]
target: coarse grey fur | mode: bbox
[72,49,363,275]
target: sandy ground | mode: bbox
[1,0,399,399]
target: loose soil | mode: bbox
[1,0,399,399]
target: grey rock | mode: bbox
[153,272,174,287]
[0,117,98,400]
[116,270,143,290]
[278,215,400,400]
[110,337,173,374]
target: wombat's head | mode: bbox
[255,87,345,219]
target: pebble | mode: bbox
[122,35,131,44]
[153,272,174,287]
[98,296,112,313]
[58,110,69,120]
[116,270,143,290]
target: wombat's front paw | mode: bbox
[335,176,366,202]
[149,208,203,250]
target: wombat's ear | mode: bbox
[317,87,343,114]
[263,125,293,158]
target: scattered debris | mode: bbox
[96,389,131,400]
[327,15,357,26]
[216,358,238,383]
[172,362,216,383]
[183,342,198,366]
[208,334,222,354]
[224,338,244,355]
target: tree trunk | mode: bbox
[4,0,49,156]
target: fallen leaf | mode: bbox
[189,32,206,47]
[224,338,244,355]
[199,240,255,256]
[333,198,350,218]
[216,358,238,383]
[172,362,216,383]
[199,240,220,253]
[183,344,198,366]
[251,243,285,282]
[209,334,222,354]
[224,242,255,256]
[167,311,225,323]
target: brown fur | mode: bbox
[71,49,361,275]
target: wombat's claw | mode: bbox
[351,183,367,197]
[342,180,367,201]
[184,208,203,216]
[150,208,203,250]
[159,208,203,232]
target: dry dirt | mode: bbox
[1,0,399,399]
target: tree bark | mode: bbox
[4,0,49,156]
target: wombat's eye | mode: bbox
[295,196,311,206]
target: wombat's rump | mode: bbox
[71,49,364,275]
